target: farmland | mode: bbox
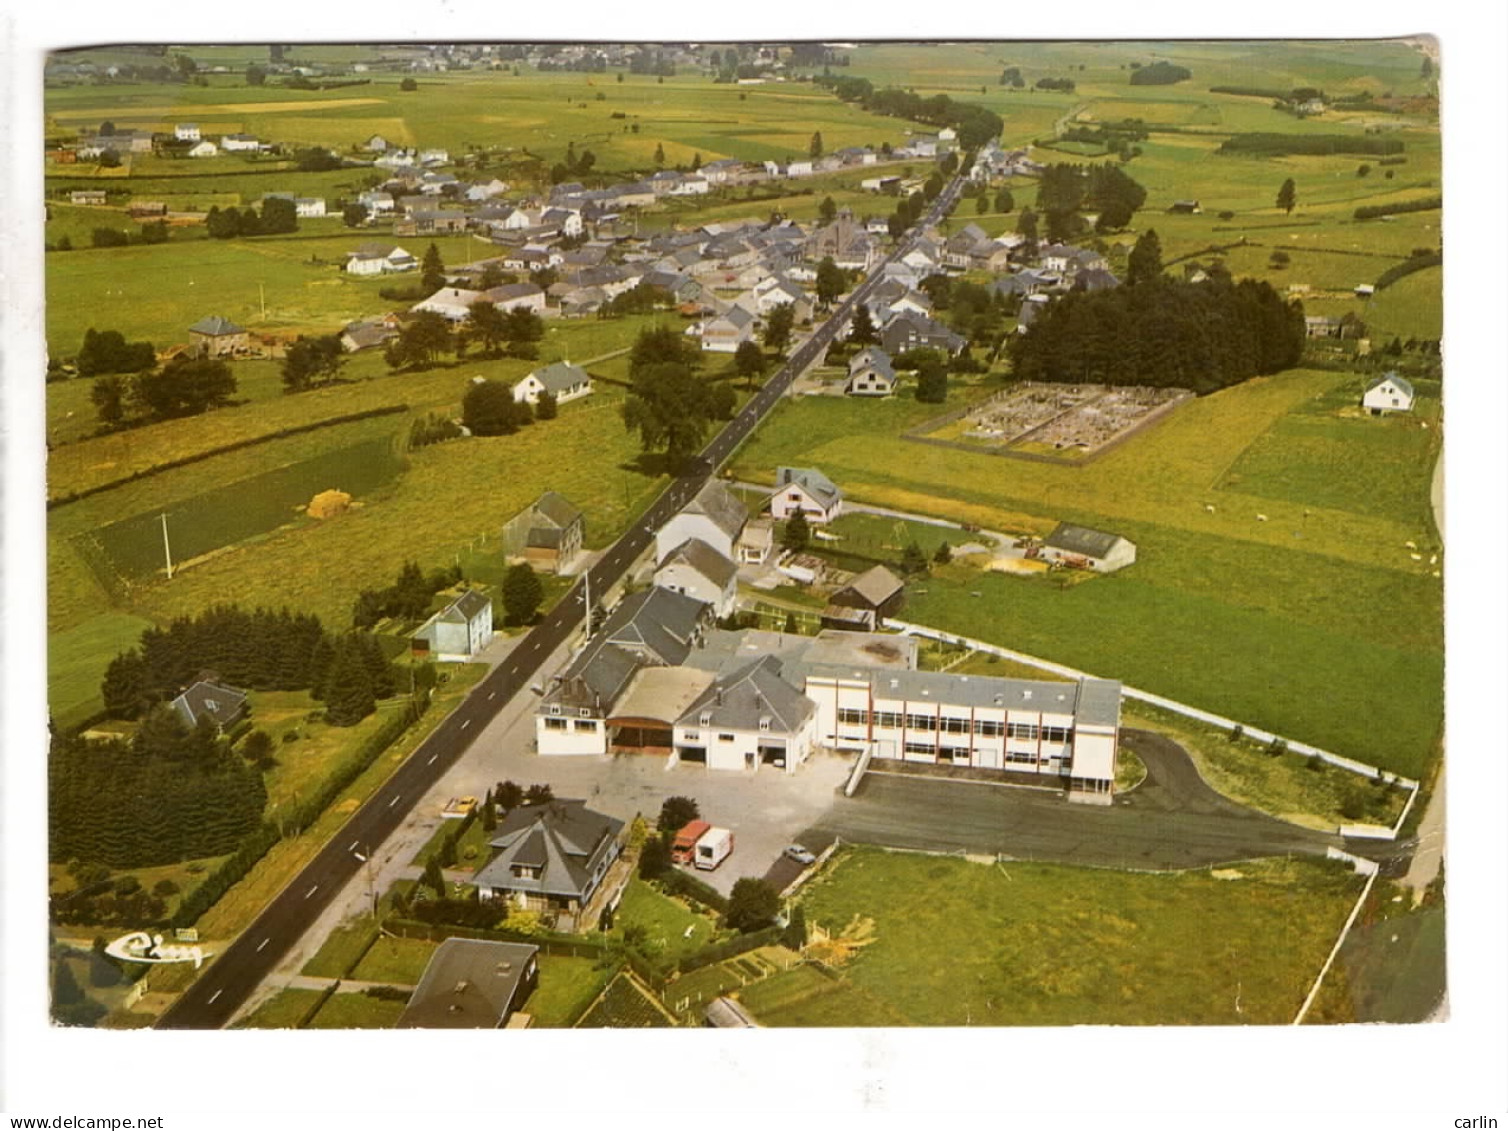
[773,846,1365,1027]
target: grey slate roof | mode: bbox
[527,361,590,395]
[170,680,247,729]
[532,491,583,531]
[677,655,815,734]
[838,565,904,608]
[436,588,491,624]
[1043,522,1127,560]
[397,938,538,1029]
[1074,678,1122,728]
[602,586,709,666]
[659,538,738,590]
[1366,372,1414,398]
[471,799,623,901]
[188,315,244,336]
[775,467,842,511]
[683,480,749,540]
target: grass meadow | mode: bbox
[780,846,1365,1027]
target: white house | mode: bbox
[846,347,898,397]
[770,467,843,525]
[484,282,547,315]
[188,140,219,158]
[512,362,592,407]
[294,197,326,218]
[411,287,486,322]
[1038,523,1137,573]
[411,589,494,660]
[220,133,262,152]
[1362,372,1415,415]
[345,242,417,276]
[736,518,775,565]
[700,305,756,353]
[653,539,740,617]
[656,479,748,562]
[174,123,201,142]
[671,657,819,774]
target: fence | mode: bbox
[888,619,1420,837]
[1292,854,1380,1025]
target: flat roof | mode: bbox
[612,666,716,725]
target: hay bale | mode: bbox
[307,489,352,519]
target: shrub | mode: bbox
[1306,753,1325,772]
[152,878,180,897]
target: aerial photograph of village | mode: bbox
[35,34,1461,1049]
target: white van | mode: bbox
[693,826,734,871]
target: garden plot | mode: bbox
[934,382,1191,460]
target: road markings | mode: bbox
[487,691,496,700]
[349,840,360,852]
[460,718,471,730]
[304,885,319,899]
[256,938,270,953]
[208,989,223,1005]
[388,794,401,807]
[427,753,438,765]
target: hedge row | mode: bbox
[1354,195,1442,221]
[385,917,612,960]
[654,868,728,914]
[677,925,784,976]
[1375,252,1443,291]
[47,403,410,510]
[171,822,280,928]
[284,697,429,836]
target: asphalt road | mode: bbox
[156,174,968,1029]
[795,730,1348,871]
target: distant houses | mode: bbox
[345,242,418,276]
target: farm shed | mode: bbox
[1039,523,1137,573]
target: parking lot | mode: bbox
[428,665,856,895]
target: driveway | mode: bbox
[795,730,1345,871]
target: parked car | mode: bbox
[783,844,817,866]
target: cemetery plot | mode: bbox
[924,382,1193,461]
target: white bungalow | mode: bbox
[1362,372,1415,415]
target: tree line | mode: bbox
[100,604,397,728]
[621,324,738,472]
[205,196,299,240]
[1217,133,1405,157]
[814,74,1003,150]
[49,716,268,869]
[1008,274,1306,395]
[91,355,237,428]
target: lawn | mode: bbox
[1121,700,1411,830]
[792,846,1366,1026]
[234,988,324,1029]
[348,936,438,985]
[527,954,617,1028]
[613,878,721,961]
[306,991,407,1029]
[1305,904,1445,1025]
[300,915,381,979]
[46,610,156,727]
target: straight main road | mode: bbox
[156,173,970,1028]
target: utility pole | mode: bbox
[159,512,174,579]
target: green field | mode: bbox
[234,988,324,1029]
[783,847,1365,1026]
[47,611,156,727]
[348,936,438,985]
[306,991,407,1029]
[528,955,616,1028]
[734,366,1442,775]
[81,435,404,586]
